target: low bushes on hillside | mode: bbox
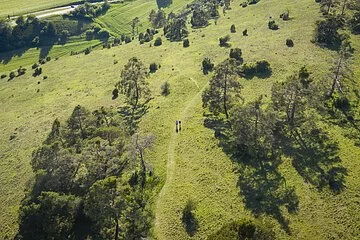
[268,20,279,30]
[219,35,231,47]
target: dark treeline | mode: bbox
[17,57,155,240]
[0,1,110,53]
[16,106,156,240]
[0,16,59,52]
[69,1,110,19]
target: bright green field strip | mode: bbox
[0,39,101,73]
[0,0,79,18]
[97,0,192,35]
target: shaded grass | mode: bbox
[0,39,101,73]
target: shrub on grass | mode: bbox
[248,0,260,5]
[17,66,26,76]
[112,88,119,99]
[183,39,190,47]
[268,20,279,30]
[33,67,42,77]
[161,82,170,96]
[32,63,39,69]
[85,29,94,40]
[182,200,198,237]
[149,63,158,73]
[229,48,243,63]
[1,74,7,79]
[124,35,132,44]
[313,16,342,47]
[98,29,110,39]
[154,37,162,46]
[46,56,51,62]
[219,35,231,47]
[241,2,248,7]
[113,37,121,45]
[84,47,91,55]
[241,60,272,78]
[286,39,294,47]
[202,57,214,74]
[280,10,290,20]
[230,24,236,33]
[9,72,16,80]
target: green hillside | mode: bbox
[0,0,359,239]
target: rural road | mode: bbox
[9,0,119,23]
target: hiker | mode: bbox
[176,120,179,133]
[179,120,182,131]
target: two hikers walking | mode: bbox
[176,120,182,133]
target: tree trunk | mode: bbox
[328,56,343,98]
[341,0,347,15]
[223,78,229,119]
[114,218,119,240]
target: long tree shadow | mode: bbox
[204,115,299,234]
[284,129,347,194]
[237,163,298,234]
[156,0,173,8]
[0,47,29,65]
[118,101,150,134]
[39,45,53,59]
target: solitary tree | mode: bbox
[202,59,242,119]
[116,57,150,116]
[131,17,140,38]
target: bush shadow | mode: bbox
[0,47,29,65]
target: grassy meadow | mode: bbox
[0,0,360,239]
[96,0,191,35]
[0,0,79,17]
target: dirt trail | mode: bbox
[154,82,206,239]
[9,0,119,23]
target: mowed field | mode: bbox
[97,0,191,35]
[0,0,79,17]
[0,0,360,239]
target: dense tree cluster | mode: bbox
[163,15,188,41]
[17,105,155,239]
[149,9,167,29]
[0,16,57,52]
[190,1,220,28]
[349,9,360,33]
[69,1,110,19]
[313,15,343,47]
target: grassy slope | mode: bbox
[0,39,101,73]
[0,0,359,239]
[0,0,78,17]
